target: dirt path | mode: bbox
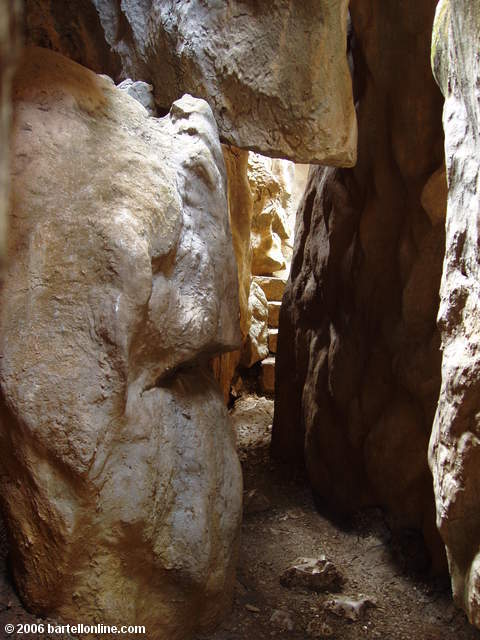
[1,394,480,640]
[196,394,480,640]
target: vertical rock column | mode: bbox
[0,0,21,263]
[24,0,357,164]
[0,47,242,639]
[429,1,480,627]
[272,0,447,565]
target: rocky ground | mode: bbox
[197,394,480,640]
[1,393,480,640]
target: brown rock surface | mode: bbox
[223,146,254,341]
[242,281,269,369]
[25,0,357,164]
[429,0,480,628]
[0,0,21,263]
[253,276,287,303]
[248,153,288,276]
[0,46,242,638]
[268,329,279,355]
[280,557,343,593]
[268,302,282,330]
[260,358,276,396]
[272,0,446,566]
[211,146,253,401]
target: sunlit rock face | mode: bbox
[25,0,357,165]
[0,46,242,639]
[0,0,22,263]
[429,1,480,627]
[273,0,447,568]
[248,153,288,277]
[242,281,269,369]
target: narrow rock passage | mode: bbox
[196,395,480,640]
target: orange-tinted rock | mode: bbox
[0,0,21,263]
[0,47,242,638]
[429,1,480,627]
[25,0,357,164]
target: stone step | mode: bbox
[260,356,276,394]
[268,328,278,354]
[268,301,281,328]
[253,275,287,302]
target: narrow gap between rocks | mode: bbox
[201,154,479,640]
[193,395,478,640]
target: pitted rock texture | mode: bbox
[242,281,269,369]
[25,0,357,165]
[117,78,156,115]
[248,153,290,277]
[429,1,480,627]
[0,0,21,262]
[223,146,254,342]
[211,146,253,403]
[0,46,242,639]
[272,0,446,567]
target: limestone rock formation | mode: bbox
[223,147,254,341]
[248,153,289,277]
[211,146,252,403]
[117,78,156,116]
[0,0,22,262]
[24,0,121,76]
[242,281,269,369]
[212,150,303,400]
[0,46,243,638]
[273,0,446,567]
[25,0,357,165]
[429,1,480,627]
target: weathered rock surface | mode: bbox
[280,557,343,593]
[260,357,276,396]
[0,0,21,262]
[117,78,156,116]
[268,302,281,330]
[269,609,295,632]
[0,46,242,638]
[253,276,287,303]
[212,151,300,400]
[211,146,252,402]
[248,153,288,276]
[242,281,269,369]
[24,0,121,76]
[323,595,376,621]
[24,0,357,164]
[268,329,279,355]
[248,152,308,278]
[223,147,254,342]
[429,1,480,627]
[272,0,446,566]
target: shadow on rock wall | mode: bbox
[272,0,447,572]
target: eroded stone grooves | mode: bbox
[428,0,480,627]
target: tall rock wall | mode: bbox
[0,0,22,263]
[273,0,446,565]
[211,146,252,403]
[0,46,242,638]
[24,0,357,165]
[429,0,480,626]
